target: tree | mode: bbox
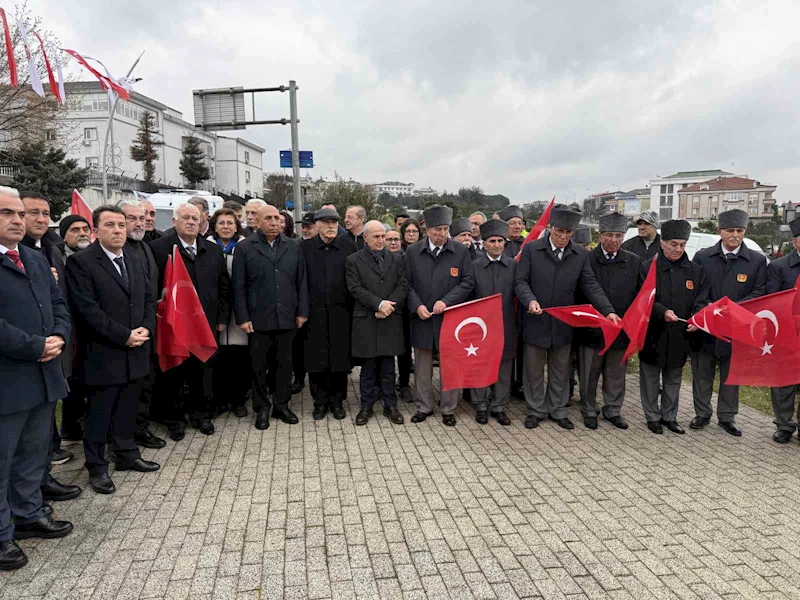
[695,220,717,234]
[317,175,377,218]
[263,173,293,208]
[376,191,394,208]
[179,136,210,188]
[129,111,163,184]
[2,140,88,219]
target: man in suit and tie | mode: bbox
[150,203,231,441]
[66,205,160,495]
[0,186,74,571]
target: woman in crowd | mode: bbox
[208,208,251,417]
[280,210,296,238]
[400,219,421,251]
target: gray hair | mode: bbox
[188,196,209,213]
[116,198,143,210]
[173,202,201,218]
[469,211,487,222]
[348,205,367,220]
[245,199,267,208]
[0,185,20,199]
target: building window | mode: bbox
[693,195,700,205]
[245,170,251,184]
[660,195,672,207]
[749,194,758,203]
[45,129,57,141]
[84,128,98,141]
[660,185,667,194]
[659,208,672,222]
[244,151,250,164]
[748,207,757,214]
[667,184,674,193]
[85,157,99,168]
[728,192,745,201]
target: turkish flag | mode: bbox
[689,297,765,348]
[544,304,621,355]
[728,289,800,387]
[515,197,555,262]
[620,256,658,362]
[156,247,218,371]
[439,294,504,391]
[71,189,95,241]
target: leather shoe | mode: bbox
[355,408,373,426]
[168,426,185,441]
[647,421,664,434]
[198,420,215,435]
[312,405,328,420]
[604,415,628,429]
[475,410,489,425]
[291,380,304,395]
[774,430,793,444]
[398,386,414,403]
[719,421,742,437]
[583,416,598,430]
[89,473,116,495]
[134,429,166,449]
[442,414,456,427]
[524,415,542,429]
[255,408,270,430]
[492,412,511,426]
[274,407,299,424]
[690,416,710,430]
[115,458,160,472]
[232,405,248,418]
[51,447,73,465]
[331,404,346,420]
[383,407,404,424]
[411,412,431,423]
[41,478,82,502]
[553,417,574,430]
[13,515,73,540]
[661,419,685,434]
[0,540,27,571]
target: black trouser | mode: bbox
[213,345,251,409]
[292,327,307,386]
[309,371,348,409]
[41,405,59,487]
[158,355,214,429]
[360,357,398,411]
[251,330,293,413]
[60,377,86,440]
[136,354,158,436]
[397,312,413,389]
[84,381,142,476]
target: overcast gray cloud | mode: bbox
[28,0,800,205]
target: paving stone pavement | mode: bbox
[2,369,800,600]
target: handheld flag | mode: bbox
[620,256,658,362]
[544,304,621,355]
[689,297,765,347]
[515,197,555,262]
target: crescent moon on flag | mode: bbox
[571,311,600,320]
[751,309,779,339]
[172,280,202,315]
[454,317,488,343]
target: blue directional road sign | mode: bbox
[280,150,313,169]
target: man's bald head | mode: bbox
[364,220,387,252]
[258,204,281,240]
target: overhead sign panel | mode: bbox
[280,150,313,169]
[193,87,246,131]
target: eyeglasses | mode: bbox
[386,238,401,243]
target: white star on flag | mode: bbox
[761,342,773,356]
[465,344,478,357]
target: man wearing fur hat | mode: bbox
[577,212,642,430]
[450,217,478,260]
[765,216,800,444]
[691,209,766,436]
[498,205,526,258]
[573,225,592,249]
[405,205,474,426]
[621,211,660,261]
[515,205,619,430]
[639,220,709,435]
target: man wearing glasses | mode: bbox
[385,229,403,255]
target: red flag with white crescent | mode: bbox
[543,304,621,355]
[439,294,504,391]
[620,255,658,362]
[0,8,17,87]
[15,18,44,97]
[688,296,764,347]
[32,31,60,103]
[515,197,555,262]
[61,49,131,100]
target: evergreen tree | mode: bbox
[129,111,163,184]
[179,136,210,188]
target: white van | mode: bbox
[622,228,765,260]
[146,190,224,231]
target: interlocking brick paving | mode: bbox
[2,371,799,599]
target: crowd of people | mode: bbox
[2,182,800,572]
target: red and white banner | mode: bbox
[62,48,131,100]
[0,8,17,87]
[15,18,44,97]
[32,31,61,103]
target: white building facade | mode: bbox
[59,82,264,197]
[649,170,743,222]
[374,181,415,197]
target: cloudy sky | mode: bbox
[28,0,800,205]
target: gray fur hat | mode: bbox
[660,219,692,241]
[599,212,629,233]
[480,219,509,241]
[498,205,524,222]
[790,217,800,237]
[449,217,472,237]
[549,205,582,230]
[422,205,453,228]
[573,225,592,245]
[717,209,749,230]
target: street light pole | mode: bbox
[288,80,302,232]
[102,51,145,200]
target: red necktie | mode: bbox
[5,249,26,275]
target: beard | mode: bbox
[129,229,145,242]
[75,238,91,250]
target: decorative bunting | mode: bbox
[0,8,17,87]
[33,31,60,103]
[15,17,45,97]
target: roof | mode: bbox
[63,81,175,113]
[627,188,650,195]
[663,169,733,179]
[377,181,413,186]
[680,176,777,193]
[216,135,266,153]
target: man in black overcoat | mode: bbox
[346,220,407,426]
[638,220,709,435]
[766,216,800,444]
[66,205,160,495]
[232,204,309,430]
[0,188,74,570]
[150,203,231,440]
[621,211,660,261]
[300,208,357,420]
[514,205,618,431]
[470,219,516,426]
[499,205,525,259]
[576,212,642,430]
[405,205,475,426]
[691,209,766,436]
